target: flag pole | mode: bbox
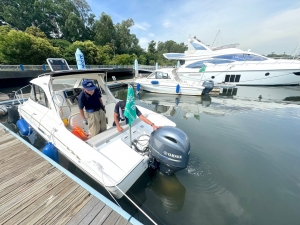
[124,84,136,147]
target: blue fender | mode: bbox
[137,83,141,91]
[176,84,180,93]
[151,80,159,84]
[16,118,33,136]
[42,142,59,163]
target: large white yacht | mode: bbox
[14,58,191,199]
[164,36,300,86]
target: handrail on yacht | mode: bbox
[14,84,32,105]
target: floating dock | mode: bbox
[0,123,142,225]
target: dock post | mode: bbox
[134,59,138,77]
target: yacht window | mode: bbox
[186,61,206,68]
[186,59,233,68]
[147,73,156,79]
[162,73,170,79]
[30,84,49,107]
[52,78,77,91]
[243,54,267,61]
[156,72,163,79]
[213,54,245,61]
[213,54,267,61]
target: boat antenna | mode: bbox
[291,44,300,59]
[211,30,221,48]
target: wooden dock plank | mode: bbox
[0,152,35,171]
[0,157,45,182]
[0,132,15,145]
[19,180,80,224]
[89,205,113,225]
[0,167,61,209]
[7,178,74,224]
[0,138,23,151]
[0,173,67,224]
[102,210,121,225]
[0,144,33,164]
[0,131,136,225]
[34,186,87,224]
[47,190,93,225]
[78,201,106,225]
[0,160,50,198]
[115,216,131,225]
[65,196,100,225]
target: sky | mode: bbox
[86,0,300,55]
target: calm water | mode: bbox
[1,85,300,225]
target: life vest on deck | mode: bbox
[72,126,88,141]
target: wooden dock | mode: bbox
[0,125,141,225]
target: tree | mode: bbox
[93,12,115,46]
[62,13,86,42]
[25,26,47,39]
[50,39,72,55]
[138,55,147,65]
[112,54,133,65]
[114,19,140,55]
[0,0,95,41]
[146,40,157,64]
[0,30,59,64]
[64,40,100,64]
[0,25,12,36]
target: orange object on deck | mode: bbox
[72,126,88,141]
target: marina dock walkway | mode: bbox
[0,123,141,225]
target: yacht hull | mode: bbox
[178,64,300,86]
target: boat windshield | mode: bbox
[147,72,171,79]
[213,54,267,61]
[186,59,233,68]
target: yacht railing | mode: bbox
[13,85,32,105]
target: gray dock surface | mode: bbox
[0,125,139,225]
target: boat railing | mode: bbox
[14,85,32,105]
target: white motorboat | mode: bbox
[164,36,300,86]
[135,68,215,95]
[15,58,191,199]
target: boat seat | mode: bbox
[86,118,142,148]
[68,112,90,135]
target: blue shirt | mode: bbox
[78,88,103,113]
[114,101,142,118]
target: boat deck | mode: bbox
[0,125,139,225]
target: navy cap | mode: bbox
[82,80,96,91]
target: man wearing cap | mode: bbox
[113,100,160,132]
[78,80,107,137]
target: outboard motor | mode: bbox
[148,126,190,175]
[202,80,214,94]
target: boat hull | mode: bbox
[178,63,300,86]
[139,83,204,96]
[17,101,149,199]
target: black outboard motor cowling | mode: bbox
[202,80,214,94]
[148,126,190,175]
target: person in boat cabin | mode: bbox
[78,80,107,137]
[113,100,160,132]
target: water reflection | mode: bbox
[147,171,186,213]
[221,86,300,103]
[130,86,300,120]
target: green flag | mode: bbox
[199,64,206,73]
[124,85,136,126]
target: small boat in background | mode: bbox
[135,68,215,95]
